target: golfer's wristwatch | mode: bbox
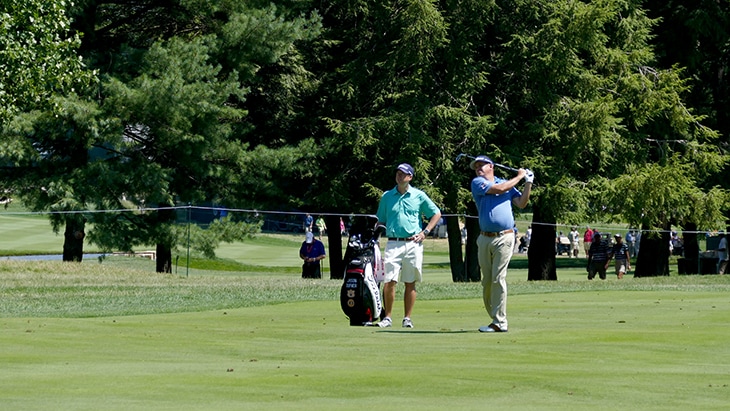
[423,229,430,236]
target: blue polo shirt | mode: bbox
[376,185,440,238]
[471,176,521,232]
[300,239,325,259]
[610,242,630,261]
[589,239,610,262]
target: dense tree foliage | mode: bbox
[479,0,726,278]
[302,0,727,279]
[2,0,727,278]
[647,0,730,149]
[642,0,730,274]
[0,0,94,123]
[0,0,97,261]
[85,1,321,271]
[3,1,322,270]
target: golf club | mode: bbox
[455,153,520,173]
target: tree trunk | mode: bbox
[444,179,478,282]
[446,215,466,282]
[634,223,670,277]
[681,222,700,275]
[527,206,558,280]
[62,216,86,262]
[325,214,344,279]
[464,216,481,282]
[155,206,175,273]
[156,243,172,273]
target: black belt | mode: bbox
[481,229,514,237]
[388,237,413,242]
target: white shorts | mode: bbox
[383,240,423,284]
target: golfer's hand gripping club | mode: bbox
[524,169,535,184]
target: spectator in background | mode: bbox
[717,231,728,275]
[625,230,636,257]
[671,231,684,256]
[556,231,571,256]
[583,226,594,257]
[518,235,528,253]
[433,217,445,237]
[300,232,326,278]
[315,215,326,239]
[569,226,580,258]
[303,213,314,232]
[587,232,610,280]
[340,217,346,236]
[608,233,631,279]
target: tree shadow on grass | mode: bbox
[508,257,588,270]
[376,329,472,334]
[426,257,588,271]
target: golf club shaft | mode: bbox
[494,163,519,173]
[456,153,520,173]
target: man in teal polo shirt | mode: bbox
[470,155,533,333]
[376,163,441,328]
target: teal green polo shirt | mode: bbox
[376,185,440,238]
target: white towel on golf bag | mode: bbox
[373,243,385,283]
[363,262,383,317]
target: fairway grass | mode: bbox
[1,293,728,410]
[1,261,730,410]
[2,210,728,410]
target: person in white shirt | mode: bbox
[569,227,580,258]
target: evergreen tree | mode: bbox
[465,0,725,278]
[645,0,730,210]
[304,0,726,279]
[0,0,97,261]
[3,1,322,270]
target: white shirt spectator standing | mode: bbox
[569,227,580,258]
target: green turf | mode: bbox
[0,212,65,254]
[1,283,729,410]
[2,260,730,410]
[2,210,729,409]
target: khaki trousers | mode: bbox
[477,233,515,330]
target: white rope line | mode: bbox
[0,206,722,235]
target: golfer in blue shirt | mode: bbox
[470,155,533,332]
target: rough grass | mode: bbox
[2,260,729,318]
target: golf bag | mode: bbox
[340,216,385,326]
